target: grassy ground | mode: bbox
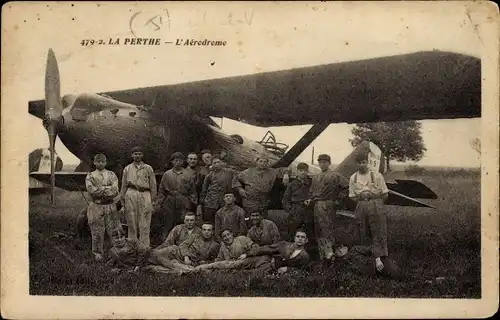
[29,168,481,297]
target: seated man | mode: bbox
[256,229,310,275]
[147,212,202,273]
[178,222,220,266]
[247,211,281,246]
[155,212,202,250]
[194,229,271,272]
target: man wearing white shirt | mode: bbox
[349,152,390,274]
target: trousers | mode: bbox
[87,202,120,255]
[355,199,388,258]
[287,203,315,242]
[203,207,219,224]
[124,189,153,251]
[313,200,337,259]
[161,195,191,238]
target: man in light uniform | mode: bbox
[120,147,157,262]
[156,152,198,240]
[232,154,290,219]
[349,152,390,273]
[200,155,237,223]
[304,154,349,262]
[85,153,121,261]
[282,162,314,242]
[247,211,281,246]
[214,192,247,242]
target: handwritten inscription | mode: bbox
[129,9,171,38]
[186,10,255,27]
[129,9,254,37]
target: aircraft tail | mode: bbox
[335,141,437,210]
[335,141,385,178]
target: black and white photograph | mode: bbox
[2,1,498,319]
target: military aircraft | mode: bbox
[29,49,480,214]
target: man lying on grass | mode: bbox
[255,229,310,275]
[193,229,310,275]
[106,229,145,272]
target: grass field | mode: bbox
[29,168,481,297]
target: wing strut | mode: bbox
[272,123,329,168]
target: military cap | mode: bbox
[131,146,142,153]
[200,149,212,155]
[170,152,185,161]
[355,152,369,163]
[296,162,309,170]
[94,153,107,161]
[317,154,331,162]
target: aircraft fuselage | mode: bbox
[57,93,286,173]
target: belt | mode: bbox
[128,185,150,192]
[93,199,115,205]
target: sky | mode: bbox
[5,1,485,169]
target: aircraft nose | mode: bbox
[68,93,137,121]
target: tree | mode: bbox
[349,121,426,171]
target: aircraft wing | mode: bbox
[385,190,436,209]
[29,172,166,192]
[29,51,480,126]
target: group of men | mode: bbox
[85,146,393,276]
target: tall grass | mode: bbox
[29,170,481,297]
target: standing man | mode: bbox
[232,154,290,220]
[85,153,120,262]
[120,146,157,263]
[247,211,281,246]
[304,154,349,263]
[282,162,314,241]
[156,152,198,240]
[199,149,213,176]
[214,192,247,241]
[185,152,205,223]
[200,155,237,223]
[349,152,390,274]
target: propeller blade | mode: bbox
[48,124,56,204]
[45,48,62,121]
[44,48,62,204]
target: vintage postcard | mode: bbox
[1,1,499,319]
